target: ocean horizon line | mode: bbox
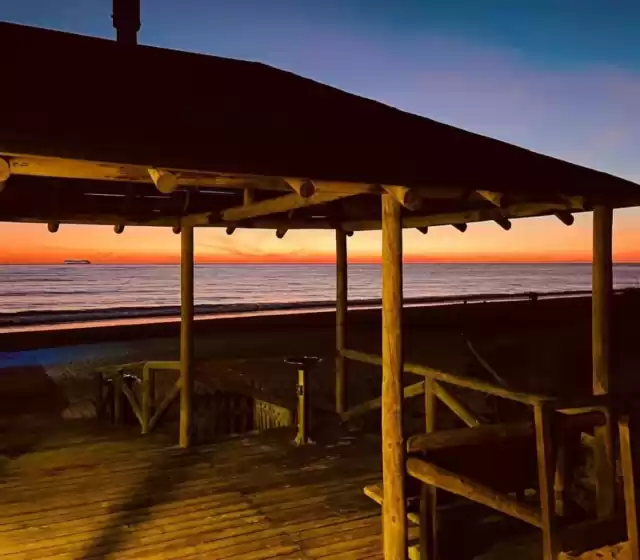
[3,260,640,266]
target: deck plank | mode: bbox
[0,428,383,559]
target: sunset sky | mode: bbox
[3,0,639,264]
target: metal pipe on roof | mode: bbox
[112,0,140,46]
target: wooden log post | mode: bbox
[113,371,123,425]
[141,364,154,434]
[381,193,408,559]
[619,416,639,560]
[95,371,105,420]
[420,379,438,560]
[179,226,195,448]
[534,403,560,560]
[294,366,309,445]
[592,205,616,518]
[336,229,348,414]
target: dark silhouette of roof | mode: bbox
[0,22,638,228]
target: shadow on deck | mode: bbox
[0,425,386,559]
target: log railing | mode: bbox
[620,416,639,560]
[340,348,512,427]
[341,348,550,407]
[344,347,635,559]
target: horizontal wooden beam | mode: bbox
[2,153,380,195]
[222,191,352,221]
[341,348,551,405]
[407,457,543,528]
[3,213,336,229]
[3,153,487,202]
[343,200,586,232]
[407,422,532,454]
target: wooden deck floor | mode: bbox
[0,426,394,559]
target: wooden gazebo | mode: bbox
[1,10,639,559]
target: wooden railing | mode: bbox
[342,347,633,558]
[96,358,298,440]
[340,348,535,427]
[96,361,181,434]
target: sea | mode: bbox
[1,263,640,323]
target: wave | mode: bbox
[0,288,628,327]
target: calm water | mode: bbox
[1,263,640,316]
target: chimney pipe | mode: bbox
[112,0,140,45]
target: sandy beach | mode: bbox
[3,290,640,442]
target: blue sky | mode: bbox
[2,1,640,262]
[5,1,638,180]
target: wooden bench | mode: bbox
[405,409,611,559]
[364,408,615,559]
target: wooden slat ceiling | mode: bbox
[1,22,639,230]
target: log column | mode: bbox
[179,225,195,448]
[381,193,408,559]
[592,205,615,517]
[420,379,438,560]
[336,229,348,414]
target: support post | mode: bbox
[141,364,154,434]
[336,229,348,414]
[179,226,195,448]
[113,371,123,425]
[96,371,105,420]
[295,367,309,445]
[592,205,616,518]
[381,193,408,559]
[420,379,438,560]
[619,416,639,560]
[534,404,559,560]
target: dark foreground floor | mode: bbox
[0,424,407,560]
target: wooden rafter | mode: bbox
[221,191,355,221]
[343,200,587,231]
[0,158,10,189]
[2,153,384,196]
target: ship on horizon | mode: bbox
[63,259,91,265]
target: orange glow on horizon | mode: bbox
[4,249,640,265]
[1,210,640,265]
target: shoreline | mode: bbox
[0,288,623,330]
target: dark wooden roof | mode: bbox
[0,22,639,230]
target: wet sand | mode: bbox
[3,290,640,430]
